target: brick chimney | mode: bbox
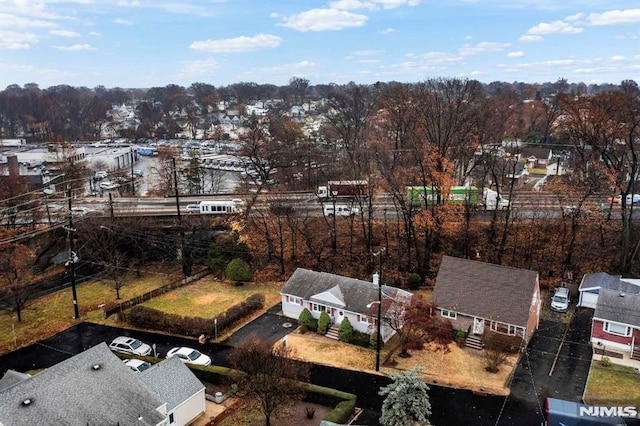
[7,154,19,178]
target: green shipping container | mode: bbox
[406,186,480,206]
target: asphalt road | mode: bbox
[1,306,633,426]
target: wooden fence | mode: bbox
[103,268,211,318]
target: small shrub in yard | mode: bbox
[350,330,371,347]
[601,356,612,367]
[225,258,253,283]
[323,400,356,424]
[407,272,422,290]
[317,311,331,335]
[338,318,354,342]
[298,308,318,332]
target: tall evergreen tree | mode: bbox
[379,366,431,426]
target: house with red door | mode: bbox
[591,289,640,367]
[280,268,412,341]
[432,256,541,350]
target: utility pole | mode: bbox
[66,185,79,320]
[130,148,135,196]
[375,248,384,372]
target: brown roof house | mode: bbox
[433,256,541,349]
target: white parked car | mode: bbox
[99,181,120,190]
[109,336,152,356]
[71,207,93,217]
[123,358,152,373]
[95,171,108,179]
[166,347,211,366]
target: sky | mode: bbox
[1,0,639,90]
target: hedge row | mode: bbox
[125,293,265,337]
[188,364,357,423]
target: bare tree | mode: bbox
[228,337,310,426]
[0,242,35,322]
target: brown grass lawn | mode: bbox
[583,361,640,406]
[216,400,333,426]
[284,331,515,396]
[139,277,283,318]
[0,270,172,352]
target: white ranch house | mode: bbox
[281,268,412,341]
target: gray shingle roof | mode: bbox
[140,355,204,412]
[579,272,640,294]
[281,268,412,314]
[0,343,166,426]
[0,370,30,392]
[594,289,640,328]
[432,256,539,327]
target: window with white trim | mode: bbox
[312,303,326,313]
[288,296,302,305]
[360,315,371,324]
[441,309,457,319]
[604,321,631,337]
[490,321,517,336]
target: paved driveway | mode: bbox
[505,306,594,424]
[222,303,297,347]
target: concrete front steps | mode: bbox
[326,325,340,340]
[465,334,484,350]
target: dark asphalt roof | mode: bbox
[432,255,539,327]
[281,268,412,314]
[140,355,204,413]
[579,272,640,294]
[0,343,166,426]
[594,289,640,327]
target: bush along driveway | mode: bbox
[506,307,594,423]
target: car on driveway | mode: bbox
[109,336,152,356]
[166,347,211,366]
[123,358,152,373]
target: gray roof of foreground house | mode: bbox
[0,343,166,426]
[281,268,412,314]
[433,256,539,327]
[594,289,640,328]
[140,355,205,413]
[0,369,30,392]
[579,272,640,294]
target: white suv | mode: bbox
[551,287,570,313]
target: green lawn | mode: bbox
[584,361,640,406]
[141,278,283,318]
[0,271,173,352]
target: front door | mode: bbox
[473,317,484,335]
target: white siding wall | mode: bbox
[172,389,205,426]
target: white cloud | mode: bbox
[519,34,543,42]
[0,14,57,30]
[50,30,80,37]
[278,9,368,32]
[588,9,640,26]
[359,59,381,63]
[564,12,584,22]
[178,58,220,79]
[114,19,133,25]
[526,20,583,35]
[611,55,626,61]
[459,41,510,56]
[329,0,378,11]
[378,27,395,35]
[52,44,96,51]
[0,30,38,49]
[372,0,420,9]
[615,32,638,40]
[507,51,524,58]
[190,33,282,53]
[406,51,463,65]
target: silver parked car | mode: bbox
[109,336,152,356]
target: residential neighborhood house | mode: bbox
[432,255,541,349]
[590,289,640,367]
[578,272,640,309]
[281,268,413,341]
[0,343,206,426]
